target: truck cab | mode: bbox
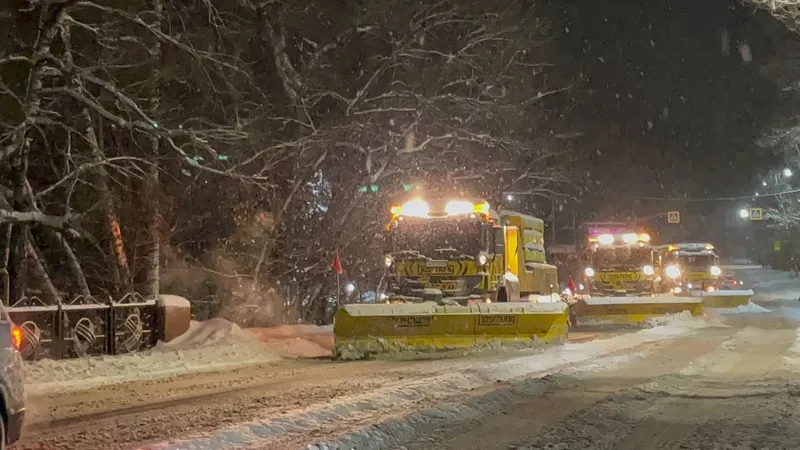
[663,243,722,291]
[581,231,657,296]
[383,197,557,304]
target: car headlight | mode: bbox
[710,265,721,276]
[477,253,488,266]
[642,265,654,276]
[584,267,595,277]
[383,254,393,268]
[665,265,681,279]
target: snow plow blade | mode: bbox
[333,302,569,359]
[691,289,754,308]
[571,296,703,325]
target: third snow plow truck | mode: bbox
[333,196,569,358]
[571,225,703,325]
[664,243,753,308]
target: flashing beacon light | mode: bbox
[597,234,614,245]
[473,201,490,215]
[444,200,473,216]
[391,198,430,218]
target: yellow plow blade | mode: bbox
[691,289,754,308]
[333,302,569,359]
[572,296,703,325]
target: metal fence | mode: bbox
[7,293,159,360]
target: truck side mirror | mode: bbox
[494,228,505,255]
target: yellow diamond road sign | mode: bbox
[667,211,680,224]
[750,208,763,221]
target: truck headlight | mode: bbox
[584,267,595,277]
[383,254,393,268]
[477,253,488,266]
[710,265,721,276]
[665,265,681,279]
[642,265,654,276]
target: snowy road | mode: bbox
[399,266,800,450]
[19,265,800,450]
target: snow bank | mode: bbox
[23,319,338,395]
[248,324,334,358]
[24,319,312,395]
[160,318,260,350]
[150,313,712,450]
[25,343,281,395]
[716,303,772,314]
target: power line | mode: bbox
[637,187,800,202]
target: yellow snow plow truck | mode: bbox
[333,197,569,358]
[664,243,752,308]
[571,225,702,325]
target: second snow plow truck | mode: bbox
[333,196,569,358]
[664,243,753,308]
[571,224,702,324]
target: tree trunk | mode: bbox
[50,231,90,298]
[141,164,160,298]
[23,229,60,305]
[85,110,132,293]
[141,0,164,299]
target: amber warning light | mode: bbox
[10,325,22,350]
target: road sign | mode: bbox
[750,208,763,221]
[667,211,680,224]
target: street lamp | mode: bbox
[784,168,793,178]
[739,208,750,219]
[762,181,768,186]
[505,194,514,202]
[344,282,355,295]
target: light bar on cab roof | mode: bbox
[589,232,650,246]
[391,199,490,218]
[391,198,430,218]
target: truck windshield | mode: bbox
[678,254,716,268]
[592,247,651,269]
[392,218,483,260]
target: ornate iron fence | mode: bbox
[7,293,159,360]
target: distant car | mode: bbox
[0,301,25,449]
[721,275,744,290]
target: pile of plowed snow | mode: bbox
[160,318,262,349]
[248,324,333,358]
[24,319,333,394]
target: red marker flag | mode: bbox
[332,250,343,275]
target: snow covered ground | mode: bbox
[20,265,800,450]
[148,312,720,450]
[24,319,333,395]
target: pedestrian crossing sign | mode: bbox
[667,211,680,224]
[750,208,763,221]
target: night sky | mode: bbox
[542,0,795,201]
